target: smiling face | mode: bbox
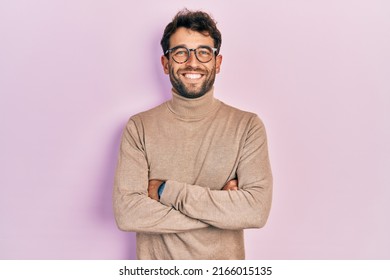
[161,27,222,99]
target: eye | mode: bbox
[173,48,187,56]
[197,48,212,56]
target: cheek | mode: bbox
[169,64,177,76]
[206,64,216,75]
[169,62,177,72]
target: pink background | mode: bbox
[1,0,389,259]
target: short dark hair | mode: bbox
[161,9,222,56]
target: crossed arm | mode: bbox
[148,179,239,201]
[113,115,272,234]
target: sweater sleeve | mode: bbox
[113,118,209,234]
[159,115,273,230]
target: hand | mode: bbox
[148,179,163,201]
[222,179,238,191]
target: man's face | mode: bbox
[161,27,222,99]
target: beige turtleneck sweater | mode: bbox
[113,88,273,259]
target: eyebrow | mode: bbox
[170,44,214,49]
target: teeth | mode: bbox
[184,73,202,79]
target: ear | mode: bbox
[161,55,169,75]
[215,54,223,74]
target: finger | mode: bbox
[222,185,238,191]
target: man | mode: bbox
[113,9,272,260]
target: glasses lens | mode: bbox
[171,47,188,63]
[169,46,215,63]
[195,47,214,63]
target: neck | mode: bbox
[167,87,221,119]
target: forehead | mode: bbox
[169,27,214,48]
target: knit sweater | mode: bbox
[113,88,273,259]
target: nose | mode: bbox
[185,49,199,66]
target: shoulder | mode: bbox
[219,101,265,127]
[218,102,269,144]
[127,102,168,125]
[119,102,168,138]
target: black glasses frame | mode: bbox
[165,46,218,64]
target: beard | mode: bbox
[169,65,216,99]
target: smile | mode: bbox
[182,73,204,80]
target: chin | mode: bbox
[171,76,212,99]
[180,90,207,99]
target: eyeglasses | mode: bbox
[165,46,218,64]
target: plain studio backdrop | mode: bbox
[0,0,389,259]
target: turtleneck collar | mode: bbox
[166,87,221,119]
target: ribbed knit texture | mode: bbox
[113,88,273,259]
